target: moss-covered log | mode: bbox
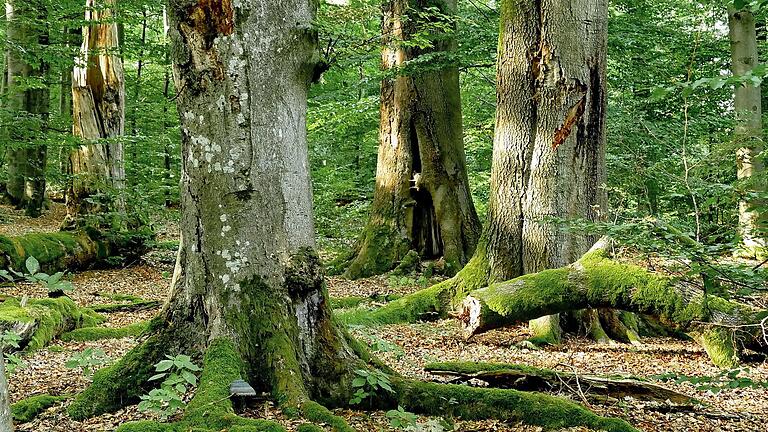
[457,243,768,367]
[424,362,695,405]
[0,297,103,351]
[0,227,151,274]
[11,394,68,423]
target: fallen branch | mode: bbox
[424,361,696,406]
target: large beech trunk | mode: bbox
[67,0,126,223]
[423,0,608,342]
[68,0,363,419]
[4,0,49,217]
[345,0,480,279]
[729,8,765,254]
[457,239,768,368]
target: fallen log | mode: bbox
[457,239,768,367]
[0,297,103,351]
[0,227,151,274]
[424,362,696,406]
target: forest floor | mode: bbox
[2,203,768,432]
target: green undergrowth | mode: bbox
[11,394,69,423]
[0,296,104,351]
[61,320,150,342]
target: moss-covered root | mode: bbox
[60,321,149,342]
[113,339,287,432]
[339,252,490,326]
[301,401,354,432]
[11,394,68,423]
[68,333,168,420]
[599,310,642,346]
[690,327,740,369]
[395,379,636,431]
[0,227,151,273]
[343,225,412,280]
[0,297,103,351]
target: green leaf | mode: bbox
[25,256,40,275]
[155,360,174,372]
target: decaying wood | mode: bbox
[425,363,695,406]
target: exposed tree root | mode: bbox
[69,334,635,431]
[0,228,151,273]
[423,362,695,405]
[457,242,768,367]
[60,320,149,342]
[393,378,636,431]
[0,296,103,351]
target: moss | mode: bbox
[68,333,168,420]
[90,300,162,313]
[11,394,68,423]
[529,315,563,346]
[61,321,149,342]
[301,400,354,432]
[692,328,739,369]
[0,297,99,351]
[115,339,286,432]
[344,224,411,279]
[392,249,420,275]
[297,424,324,432]
[396,379,636,431]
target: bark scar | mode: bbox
[188,0,235,45]
[553,96,586,150]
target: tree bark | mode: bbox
[4,0,50,217]
[457,239,768,367]
[0,357,11,432]
[344,0,481,279]
[67,0,126,224]
[68,0,364,419]
[729,7,765,256]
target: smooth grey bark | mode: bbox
[345,0,481,279]
[729,7,765,255]
[67,0,126,224]
[0,358,11,432]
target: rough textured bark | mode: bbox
[422,0,609,342]
[4,0,50,217]
[729,7,765,255]
[0,357,10,432]
[66,3,634,432]
[67,0,126,223]
[457,239,768,368]
[68,0,364,419]
[345,0,481,279]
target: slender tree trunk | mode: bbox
[130,9,147,140]
[0,357,11,432]
[345,0,481,278]
[4,0,50,217]
[162,6,173,208]
[67,0,126,225]
[729,7,765,255]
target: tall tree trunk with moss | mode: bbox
[344,0,481,279]
[4,0,50,217]
[67,0,364,419]
[66,0,126,225]
[729,7,765,256]
[407,0,608,341]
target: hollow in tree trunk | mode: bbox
[344,0,481,279]
[66,0,126,225]
[729,7,765,256]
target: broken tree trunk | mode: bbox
[0,229,150,274]
[424,362,695,406]
[457,239,768,367]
